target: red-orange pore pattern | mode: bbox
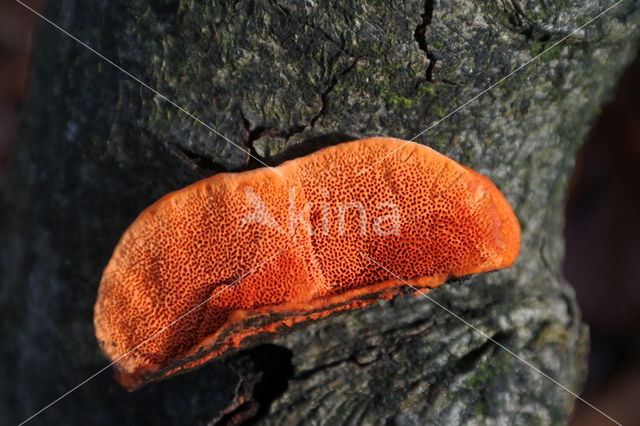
[94,137,521,390]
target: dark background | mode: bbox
[1,0,638,424]
[564,45,640,425]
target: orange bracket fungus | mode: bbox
[94,137,521,390]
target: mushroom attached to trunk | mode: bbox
[94,137,520,390]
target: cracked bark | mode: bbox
[242,56,360,165]
[1,0,639,425]
[414,0,437,82]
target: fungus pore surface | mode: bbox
[94,137,521,390]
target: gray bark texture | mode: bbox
[1,0,639,424]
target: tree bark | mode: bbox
[1,0,639,424]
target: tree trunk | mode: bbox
[2,0,639,424]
